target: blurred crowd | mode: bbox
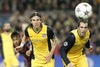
[0,0,100,55]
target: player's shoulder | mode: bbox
[87,29,91,38]
[67,32,75,38]
[24,24,32,32]
[47,26,53,30]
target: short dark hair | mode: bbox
[78,19,88,27]
[11,31,20,39]
[30,12,41,19]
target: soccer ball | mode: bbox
[75,2,93,19]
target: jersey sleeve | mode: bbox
[25,27,29,37]
[85,30,91,48]
[47,26,55,39]
[85,40,90,48]
[23,41,32,48]
[60,33,75,66]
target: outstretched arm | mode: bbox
[16,35,29,51]
[16,27,29,51]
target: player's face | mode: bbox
[31,16,41,29]
[3,23,11,32]
[78,22,88,37]
[12,36,21,47]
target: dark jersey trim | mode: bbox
[89,30,91,38]
[85,30,91,48]
[0,35,4,59]
[47,26,55,59]
[25,27,29,37]
[85,40,90,48]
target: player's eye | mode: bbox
[31,19,40,21]
[84,27,87,29]
[32,19,35,21]
[80,26,83,28]
[36,19,40,21]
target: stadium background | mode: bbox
[0,0,100,67]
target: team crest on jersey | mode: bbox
[42,34,47,38]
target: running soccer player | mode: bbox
[60,19,93,67]
[16,12,59,67]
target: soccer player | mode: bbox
[60,19,93,67]
[11,31,32,67]
[15,12,59,67]
[0,23,19,67]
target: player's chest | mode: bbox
[75,37,89,47]
[29,31,47,43]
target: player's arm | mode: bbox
[85,30,93,52]
[25,41,33,57]
[23,41,32,50]
[45,26,59,62]
[59,33,75,66]
[20,35,29,46]
[50,36,59,55]
[16,27,29,51]
[85,40,93,52]
[85,40,90,48]
[85,30,91,48]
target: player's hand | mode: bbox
[45,53,52,63]
[88,46,93,52]
[15,46,23,51]
[14,48,19,53]
[67,63,74,67]
[26,50,32,57]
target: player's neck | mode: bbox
[33,24,42,33]
[3,31,11,34]
[77,29,84,38]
